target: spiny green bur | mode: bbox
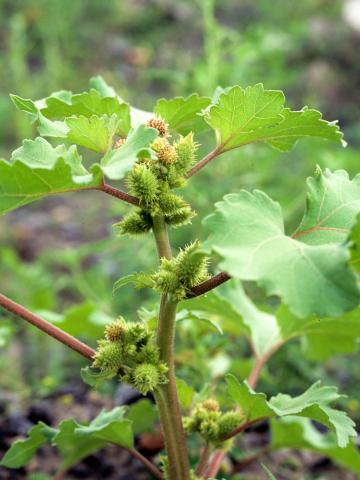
[118,121,198,236]
[183,399,243,445]
[153,241,209,299]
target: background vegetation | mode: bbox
[0,0,360,478]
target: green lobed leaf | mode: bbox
[0,157,102,216]
[0,423,56,468]
[349,213,360,273]
[113,272,155,293]
[203,168,360,318]
[227,375,356,448]
[203,84,344,153]
[53,418,105,471]
[294,168,360,245]
[154,94,211,135]
[101,124,158,180]
[182,280,360,360]
[270,417,360,475]
[11,88,131,137]
[65,114,119,152]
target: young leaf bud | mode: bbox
[127,164,159,208]
[117,210,152,236]
[151,137,177,165]
[105,318,126,342]
[146,116,169,137]
[202,399,220,412]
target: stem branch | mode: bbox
[98,182,140,206]
[186,146,223,178]
[187,272,231,298]
[126,448,163,479]
[0,293,95,359]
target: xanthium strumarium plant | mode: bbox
[1,77,360,479]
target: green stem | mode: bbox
[152,215,191,480]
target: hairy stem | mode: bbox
[186,146,222,178]
[98,182,140,206]
[152,215,191,480]
[196,443,212,477]
[0,293,95,359]
[187,271,231,298]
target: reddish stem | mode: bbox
[0,293,95,360]
[98,182,140,206]
[126,448,163,479]
[187,272,231,298]
[186,146,223,178]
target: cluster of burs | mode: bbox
[92,318,168,395]
[118,116,197,234]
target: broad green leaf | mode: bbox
[221,280,280,355]
[227,375,356,447]
[54,419,105,470]
[203,84,344,152]
[294,169,360,245]
[89,75,117,98]
[270,417,360,475]
[11,137,86,175]
[0,423,56,468]
[75,407,133,448]
[0,158,102,216]
[65,114,118,152]
[101,124,157,180]
[349,213,360,273]
[203,169,360,318]
[127,399,158,435]
[179,291,247,337]
[54,408,133,470]
[176,309,223,335]
[277,305,360,360]
[155,94,211,135]
[11,89,131,137]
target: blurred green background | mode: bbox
[0,0,360,478]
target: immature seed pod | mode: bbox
[133,363,160,394]
[218,411,244,437]
[175,241,209,287]
[146,116,169,137]
[92,340,123,371]
[174,133,198,176]
[158,192,187,215]
[151,137,177,165]
[117,210,152,236]
[165,206,195,227]
[127,165,159,208]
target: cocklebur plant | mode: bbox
[1,77,360,479]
